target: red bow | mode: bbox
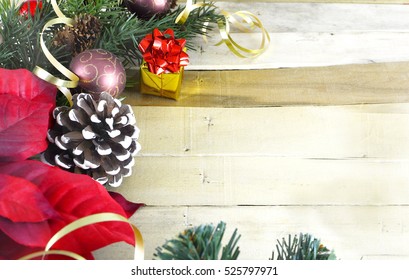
[138,29,189,75]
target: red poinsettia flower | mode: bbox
[0,160,143,260]
[0,68,56,162]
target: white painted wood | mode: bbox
[117,156,409,206]
[185,3,409,70]
[210,2,409,33]
[188,32,409,70]
[132,104,409,158]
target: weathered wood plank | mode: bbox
[116,156,409,206]
[188,32,409,70]
[179,2,409,70]
[189,2,409,33]
[123,62,409,107]
[94,206,409,260]
[131,104,409,158]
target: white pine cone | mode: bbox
[42,92,141,187]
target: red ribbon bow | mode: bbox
[138,28,189,75]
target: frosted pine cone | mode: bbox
[42,92,141,187]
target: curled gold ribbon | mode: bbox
[175,0,270,58]
[32,0,79,106]
[19,212,144,260]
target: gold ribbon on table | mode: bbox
[32,0,79,106]
[19,212,144,260]
[175,0,270,58]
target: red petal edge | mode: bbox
[109,191,144,218]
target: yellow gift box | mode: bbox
[140,61,184,100]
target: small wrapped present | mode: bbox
[138,28,189,100]
[140,61,184,100]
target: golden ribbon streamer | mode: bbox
[175,0,270,58]
[32,0,79,106]
[19,212,144,260]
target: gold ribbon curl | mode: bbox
[32,0,79,106]
[19,212,144,260]
[176,0,270,58]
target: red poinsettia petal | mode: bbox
[0,160,139,258]
[0,95,53,161]
[109,191,144,219]
[0,173,58,222]
[0,68,56,105]
[0,230,42,260]
[0,216,52,248]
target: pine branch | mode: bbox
[154,221,241,260]
[0,0,69,71]
[270,233,336,260]
[1,0,222,71]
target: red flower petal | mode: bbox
[0,95,53,161]
[19,0,43,18]
[0,68,56,161]
[109,191,144,218]
[0,174,58,222]
[0,216,52,248]
[0,68,56,104]
[0,231,42,260]
[0,160,140,259]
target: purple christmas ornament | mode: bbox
[70,49,126,99]
[125,0,171,20]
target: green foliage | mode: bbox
[0,0,222,71]
[271,233,336,260]
[154,221,240,260]
[0,0,69,71]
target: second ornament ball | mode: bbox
[124,0,174,20]
[69,49,126,99]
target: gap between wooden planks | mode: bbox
[123,61,409,107]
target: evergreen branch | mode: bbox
[154,221,240,260]
[1,0,223,71]
[0,0,69,71]
[270,233,336,260]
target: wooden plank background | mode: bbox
[94,1,409,260]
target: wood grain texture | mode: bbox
[182,2,409,70]
[116,156,409,206]
[128,104,409,158]
[191,2,409,33]
[124,62,409,107]
[187,32,409,70]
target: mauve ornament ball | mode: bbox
[69,49,126,98]
[125,0,171,19]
